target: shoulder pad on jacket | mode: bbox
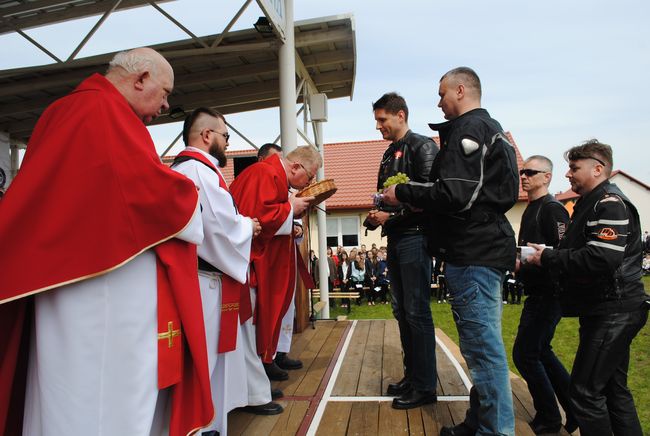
[599,194,624,204]
[460,137,480,155]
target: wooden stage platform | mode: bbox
[228,320,571,435]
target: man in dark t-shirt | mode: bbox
[514,155,575,434]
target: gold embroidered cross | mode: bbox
[158,321,181,348]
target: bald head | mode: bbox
[105,47,174,124]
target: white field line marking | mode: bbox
[306,320,358,436]
[328,395,470,402]
[435,334,473,391]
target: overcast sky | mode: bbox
[1,0,648,193]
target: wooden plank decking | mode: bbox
[228,319,572,435]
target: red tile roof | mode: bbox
[165,131,527,209]
[555,188,579,202]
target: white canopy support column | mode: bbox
[0,132,10,191]
[10,143,20,180]
[278,0,297,154]
[308,93,329,318]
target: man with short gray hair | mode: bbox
[513,155,575,434]
[230,145,318,370]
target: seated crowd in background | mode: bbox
[310,244,391,307]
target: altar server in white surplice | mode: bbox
[172,108,283,434]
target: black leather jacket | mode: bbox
[373,130,437,236]
[542,181,648,316]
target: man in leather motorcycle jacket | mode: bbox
[528,139,649,436]
[365,92,439,410]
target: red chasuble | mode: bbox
[229,154,297,363]
[0,74,213,436]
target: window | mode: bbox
[326,216,359,249]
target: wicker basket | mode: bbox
[296,179,337,206]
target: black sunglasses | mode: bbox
[519,169,548,177]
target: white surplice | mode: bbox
[173,148,264,434]
[23,205,203,436]
[276,223,302,354]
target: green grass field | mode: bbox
[323,276,650,433]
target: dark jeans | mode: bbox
[377,283,389,302]
[436,275,447,302]
[570,308,648,435]
[513,295,573,425]
[387,233,437,391]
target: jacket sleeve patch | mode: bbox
[460,137,480,155]
[599,195,622,204]
[596,227,618,240]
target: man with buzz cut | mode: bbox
[383,67,519,436]
[528,139,649,436]
[513,155,575,435]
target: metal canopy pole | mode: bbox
[313,120,329,318]
[278,0,296,154]
[67,0,123,61]
[159,130,183,158]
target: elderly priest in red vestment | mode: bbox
[230,146,320,366]
[0,47,213,436]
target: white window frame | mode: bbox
[326,215,360,250]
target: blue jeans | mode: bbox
[513,295,573,425]
[445,264,515,436]
[387,233,437,391]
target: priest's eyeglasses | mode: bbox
[296,162,315,182]
[209,129,230,142]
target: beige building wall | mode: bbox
[610,174,650,232]
[506,201,527,242]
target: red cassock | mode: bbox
[229,154,296,363]
[0,74,213,436]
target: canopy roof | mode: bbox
[0,8,356,142]
[0,0,170,35]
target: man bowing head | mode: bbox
[0,48,213,436]
[230,146,320,364]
